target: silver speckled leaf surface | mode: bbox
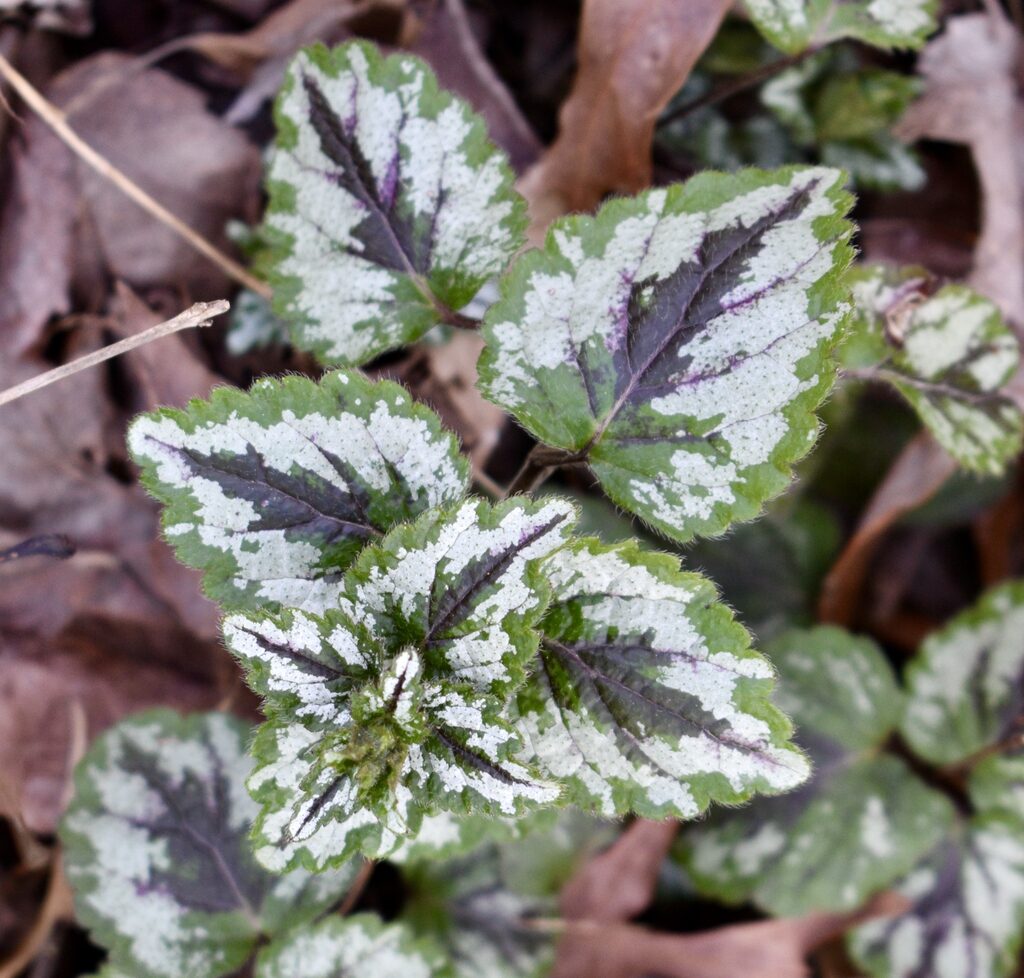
[128,370,469,615]
[60,710,359,978]
[676,627,954,916]
[255,915,439,978]
[848,813,1024,978]
[479,165,853,543]
[264,40,526,365]
[744,0,936,53]
[224,497,576,872]
[902,580,1024,767]
[847,266,1023,474]
[516,538,810,820]
[401,809,614,978]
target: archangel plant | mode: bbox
[675,581,1024,978]
[60,8,1024,977]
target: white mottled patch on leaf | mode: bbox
[128,370,468,614]
[265,41,525,365]
[850,817,1024,978]
[517,539,809,821]
[742,0,935,51]
[60,711,359,978]
[241,498,573,872]
[480,166,853,543]
[902,581,1024,766]
[256,916,437,978]
[676,627,954,917]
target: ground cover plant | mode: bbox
[1,2,1023,977]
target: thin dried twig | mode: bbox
[0,300,230,409]
[0,53,270,299]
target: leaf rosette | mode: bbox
[223,496,577,872]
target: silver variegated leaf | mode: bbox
[264,40,526,365]
[128,370,468,615]
[969,748,1024,825]
[224,496,576,872]
[744,0,936,53]
[60,710,359,978]
[848,813,1024,978]
[676,627,954,916]
[901,580,1024,766]
[255,915,439,978]
[479,165,854,543]
[401,809,614,978]
[516,538,810,820]
[847,266,1023,474]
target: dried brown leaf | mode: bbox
[553,892,906,978]
[897,12,1024,324]
[560,820,678,923]
[519,0,730,236]
[819,432,957,625]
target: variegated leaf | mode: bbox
[387,811,523,864]
[744,0,936,53]
[516,538,810,820]
[255,915,439,978]
[223,497,576,872]
[60,710,359,978]
[401,809,613,978]
[901,580,1024,766]
[847,266,1023,474]
[848,813,1024,978]
[676,627,954,916]
[264,40,526,365]
[969,748,1024,825]
[479,165,854,543]
[128,370,468,615]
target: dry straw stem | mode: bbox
[0,53,270,300]
[0,300,230,409]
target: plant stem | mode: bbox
[502,444,569,498]
[656,51,810,130]
[338,859,376,916]
[0,300,229,408]
[0,53,270,299]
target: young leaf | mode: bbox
[479,165,854,543]
[128,370,469,615]
[223,496,577,872]
[401,809,614,978]
[255,915,439,978]
[744,0,936,53]
[516,538,810,820]
[60,710,359,978]
[676,627,954,916]
[901,580,1024,766]
[761,59,925,192]
[847,266,1023,474]
[848,814,1024,978]
[264,40,526,365]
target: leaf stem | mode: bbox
[0,52,270,299]
[502,444,570,498]
[0,300,229,409]
[656,51,811,130]
[337,859,375,916]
